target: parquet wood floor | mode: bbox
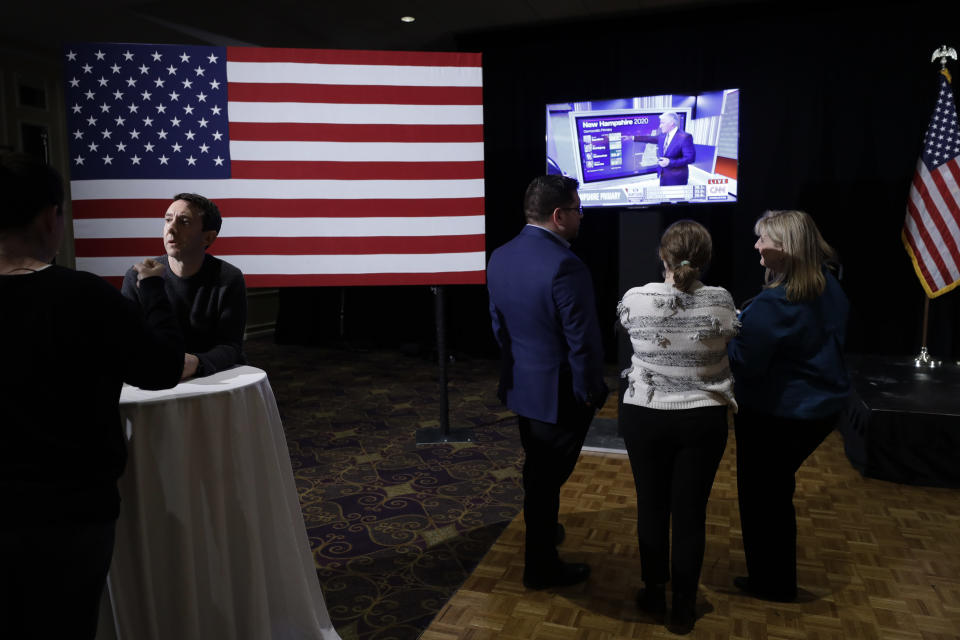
[422,429,960,639]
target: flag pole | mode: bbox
[912,45,957,368]
[416,285,475,445]
[914,296,940,367]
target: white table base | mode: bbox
[97,366,341,640]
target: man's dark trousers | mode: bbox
[518,378,595,572]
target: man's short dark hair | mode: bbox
[173,192,222,233]
[523,175,579,224]
[0,152,64,232]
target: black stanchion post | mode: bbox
[339,287,346,340]
[435,284,450,434]
[416,285,474,444]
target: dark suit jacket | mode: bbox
[634,129,696,186]
[487,225,608,423]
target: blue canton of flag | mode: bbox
[64,43,231,180]
[922,74,960,170]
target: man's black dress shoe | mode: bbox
[733,576,796,602]
[523,561,590,590]
[668,593,696,634]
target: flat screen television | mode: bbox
[546,89,739,207]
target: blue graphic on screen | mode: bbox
[575,112,687,183]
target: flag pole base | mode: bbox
[415,427,475,445]
[914,346,942,368]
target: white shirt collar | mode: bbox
[664,127,676,148]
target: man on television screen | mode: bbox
[630,112,696,186]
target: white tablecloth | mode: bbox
[98,366,341,640]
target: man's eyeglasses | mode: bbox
[560,206,583,216]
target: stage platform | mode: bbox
[840,354,960,488]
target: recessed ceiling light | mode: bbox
[401,16,415,23]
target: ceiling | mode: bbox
[4,0,767,54]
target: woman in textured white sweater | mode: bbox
[617,220,738,631]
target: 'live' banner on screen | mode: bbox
[64,43,485,287]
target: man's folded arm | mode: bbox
[194,272,247,376]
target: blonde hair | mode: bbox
[754,210,836,302]
[659,219,712,293]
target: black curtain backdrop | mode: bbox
[277,2,960,361]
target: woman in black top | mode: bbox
[0,152,183,639]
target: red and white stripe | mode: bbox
[71,47,485,287]
[904,157,960,296]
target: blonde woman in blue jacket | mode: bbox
[728,209,850,602]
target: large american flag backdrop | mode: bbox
[63,42,485,287]
[903,67,960,298]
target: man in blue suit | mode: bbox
[630,112,696,186]
[487,175,608,589]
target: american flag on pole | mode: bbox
[903,67,960,298]
[63,42,485,287]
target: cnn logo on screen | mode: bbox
[707,178,728,199]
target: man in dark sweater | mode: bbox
[122,193,247,379]
[0,152,184,638]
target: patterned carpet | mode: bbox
[244,338,525,640]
